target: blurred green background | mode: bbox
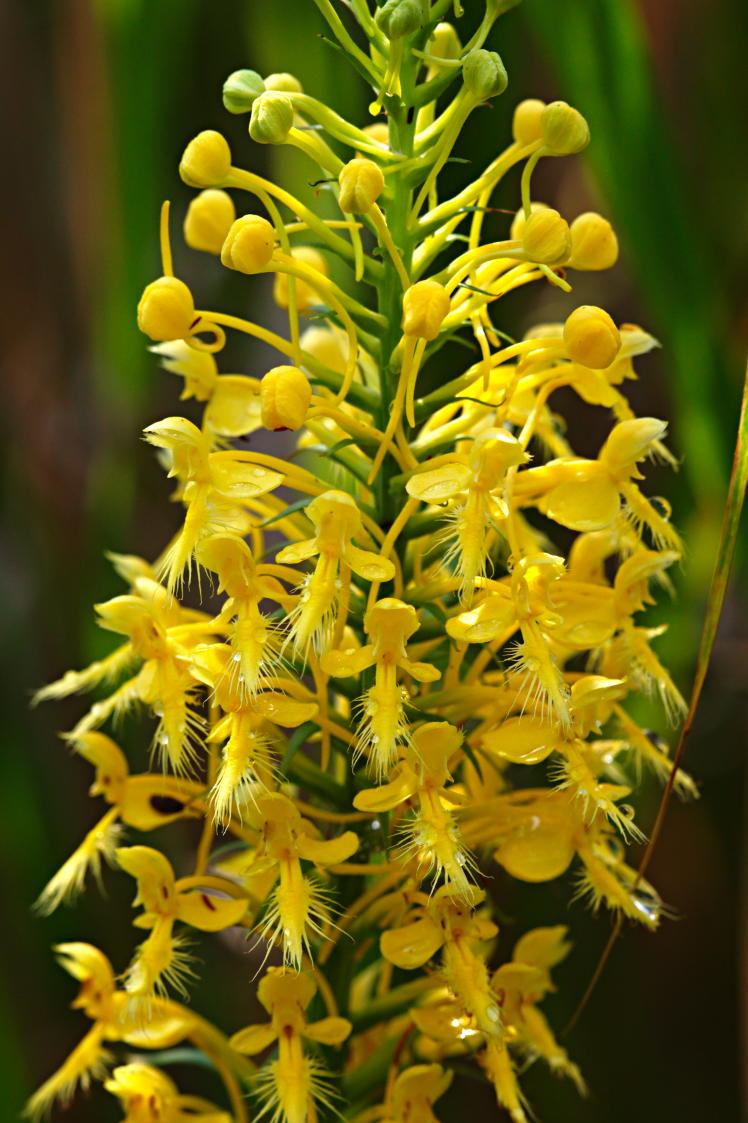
[3,0,747,1119]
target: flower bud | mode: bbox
[512,98,546,145]
[568,212,619,271]
[375,0,428,39]
[260,365,312,431]
[299,325,349,375]
[264,72,303,94]
[137,277,196,342]
[402,280,451,341]
[184,189,236,254]
[541,101,590,155]
[521,207,571,265]
[221,214,276,274]
[222,69,265,114]
[428,22,461,62]
[462,49,508,100]
[563,306,621,369]
[179,130,232,188]
[363,122,390,147]
[510,201,548,241]
[249,92,294,144]
[338,158,385,214]
[273,246,329,311]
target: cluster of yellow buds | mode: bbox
[30,3,694,1121]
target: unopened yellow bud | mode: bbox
[137,276,195,342]
[541,101,590,155]
[179,130,232,188]
[428,22,461,62]
[184,189,236,254]
[363,122,390,147]
[563,306,621,369]
[222,69,265,114]
[260,365,312,431]
[521,207,571,265]
[273,246,329,311]
[513,98,546,145]
[462,49,508,100]
[510,201,549,242]
[299,325,349,375]
[249,91,294,144]
[376,0,428,39]
[402,280,451,340]
[265,72,303,94]
[221,214,276,273]
[568,212,619,271]
[338,158,385,214]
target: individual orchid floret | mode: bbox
[407,428,527,602]
[381,885,502,1039]
[188,643,317,825]
[116,845,248,1006]
[150,340,262,439]
[231,968,351,1123]
[104,1063,232,1123]
[184,187,236,255]
[66,591,216,774]
[354,721,474,896]
[322,598,440,776]
[197,532,286,698]
[277,490,395,655]
[514,416,682,551]
[144,416,285,591]
[24,943,253,1122]
[378,1064,453,1123]
[244,791,358,967]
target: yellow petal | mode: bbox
[399,658,441,683]
[380,917,444,969]
[230,1023,278,1055]
[320,645,374,678]
[210,460,284,499]
[495,825,575,883]
[481,716,562,765]
[276,538,318,564]
[176,891,248,931]
[446,592,516,644]
[513,925,571,969]
[304,1016,352,1046]
[540,470,620,531]
[296,830,359,866]
[346,543,396,582]
[406,462,471,503]
[255,693,318,726]
[205,376,262,437]
[353,766,419,812]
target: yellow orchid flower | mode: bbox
[244,791,358,967]
[322,598,440,776]
[354,721,474,895]
[382,1064,453,1123]
[231,968,351,1123]
[406,428,527,601]
[24,943,253,1122]
[197,532,289,698]
[150,340,263,440]
[277,490,395,655]
[116,845,248,1005]
[188,643,318,824]
[144,416,285,592]
[381,885,502,1038]
[105,1063,232,1123]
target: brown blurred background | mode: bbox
[2,0,747,1119]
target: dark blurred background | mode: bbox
[2,0,747,1120]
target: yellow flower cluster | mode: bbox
[30,3,695,1122]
